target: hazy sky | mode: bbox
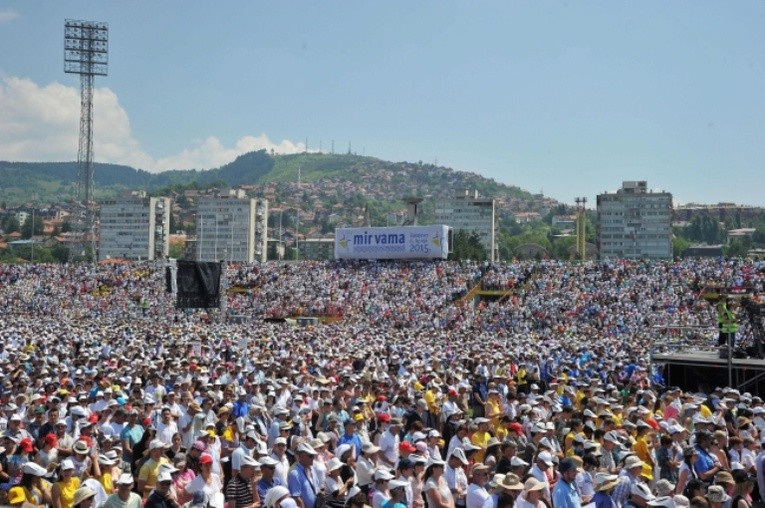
[1,1,764,207]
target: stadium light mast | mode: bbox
[64,19,108,260]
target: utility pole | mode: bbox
[30,192,37,264]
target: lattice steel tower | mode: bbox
[64,20,108,259]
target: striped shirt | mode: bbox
[226,474,254,507]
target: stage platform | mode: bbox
[652,350,765,392]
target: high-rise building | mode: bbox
[596,181,672,259]
[434,189,496,261]
[196,190,268,263]
[99,192,171,261]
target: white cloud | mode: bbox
[0,75,307,173]
[0,9,19,24]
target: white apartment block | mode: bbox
[434,188,496,262]
[597,181,672,260]
[196,189,268,263]
[99,192,171,261]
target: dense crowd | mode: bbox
[0,258,764,508]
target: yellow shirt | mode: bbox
[633,435,654,480]
[424,389,438,413]
[471,431,492,463]
[101,470,114,495]
[58,477,81,508]
[486,400,502,428]
[138,457,170,492]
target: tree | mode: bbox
[168,242,184,259]
[1,215,20,234]
[673,236,691,258]
[21,215,44,238]
[449,229,488,261]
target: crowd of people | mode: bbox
[0,258,764,508]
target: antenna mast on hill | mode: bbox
[64,19,108,261]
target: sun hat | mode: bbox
[523,477,547,493]
[327,457,344,472]
[499,473,524,491]
[72,487,96,507]
[705,485,731,504]
[73,440,89,455]
[655,479,675,497]
[631,483,655,501]
[625,455,645,470]
[593,473,620,492]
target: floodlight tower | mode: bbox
[64,19,108,259]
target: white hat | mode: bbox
[389,479,410,490]
[115,473,134,485]
[264,486,291,508]
[511,456,529,467]
[60,459,75,471]
[296,442,317,456]
[327,457,344,472]
[149,439,166,451]
[537,451,554,466]
[157,471,173,483]
[240,455,260,468]
[374,469,395,481]
[22,462,48,476]
[449,448,469,465]
[259,456,279,467]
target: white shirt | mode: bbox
[157,420,179,446]
[466,484,489,508]
[379,429,400,466]
[272,452,290,485]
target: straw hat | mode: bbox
[73,487,96,507]
[523,477,547,493]
[593,473,620,492]
[499,473,524,491]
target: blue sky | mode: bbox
[1,1,764,207]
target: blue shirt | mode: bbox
[337,432,363,458]
[694,446,716,476]
[257,477,284,502]
[552,479,581,508]
[288,463,317,508]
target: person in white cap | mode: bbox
[145,471,177,508]
[287,443,320,508]
[257,456,286,502]
[51,459,80,508]
[7,462,50,507]
[466,463,491,508]
[529,452,554,502]
[103,473,142,508]
[226,454,261,508]
[138,439,171,497]
[445,448,469,508]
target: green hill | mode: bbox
[0,152,557,219]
